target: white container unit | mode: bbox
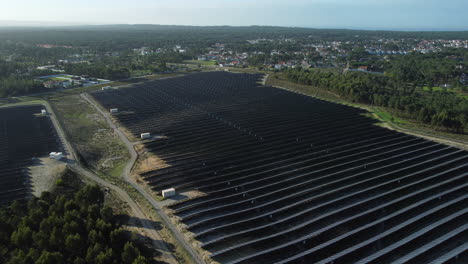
[49,152,63,160]
[41,109,47,115]
[54,152,63,160]
[141,133,151,139]
[110,108,118,114]
[162,188,176,198]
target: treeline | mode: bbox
[0,77,44,97]
[385,51,467,86]
[64,64,131,80]
[0,61,53,98]
[0,185,149,264]
[1,26,468,49]
[0,61,26,78]
[285,69,468,133]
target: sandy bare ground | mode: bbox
[134,149,171,174]
[261,74,269,86]
[380,121,468,150]
[29,157,67,197]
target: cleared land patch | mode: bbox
[50,94,130,179]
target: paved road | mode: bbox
[81,93,205,264]
[45,99,179,264]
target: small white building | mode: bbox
[41,109,47,116]
[141,133,151,139]
[110,108,118,114]
[49,152,63,160]
[162,188,176,198]
[54,152,63,160]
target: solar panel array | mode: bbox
[91,72,468,264]
[0,105,59,205]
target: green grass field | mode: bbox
[50,77,70,81]
[421,86,453,92]
[50,94,130,179]
[183,60,217,66]
[371,109,408,125]
[43,74,73,80]
[420,86,468,99]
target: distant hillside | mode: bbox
[0,24,467,46]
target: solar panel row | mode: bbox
[91,72,468,264]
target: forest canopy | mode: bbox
[285,68,468,133]
[0,184,150,264]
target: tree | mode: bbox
[5,249,26,264]
[110,228,126,248]
[132,256,148,264]
[100,206,113,222]
[10,226,32,248]
[36,251,63,264]
[73,257,86,264]
[95,248,114,264]
[75,185,104,207]
[48,227,63,249]
[65,234,82,253]
[1,184,151,264]
[121,242,141,264]
[86,243,103,263]
[33,231,50,249]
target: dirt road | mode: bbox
[81,93,205,264]
[46,98,179,264]
[68,165,178,263]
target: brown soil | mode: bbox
[134,153,171,175]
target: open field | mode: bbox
[37,74,74,80]
[90,71,468,264]
[421,86,468,98]
[0,105,61,205]
[29,157,67,197]
[183,60,217,66]
[50,95,130,179]
[39,73,108,81]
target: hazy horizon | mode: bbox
[0,21,467,32]
[1,0,467,31]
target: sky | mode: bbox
[0,0,467,31]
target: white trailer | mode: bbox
[141,133,151,139]
[54,152,63,160]
[49,152,63,160]
[110,108,118,114]
[162,188,176,198]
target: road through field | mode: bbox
[68,165,179,264]
[45,98,179,264]
[81,93,205,264]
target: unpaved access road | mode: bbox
[81,93,205,264]
[45,98,179,264]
